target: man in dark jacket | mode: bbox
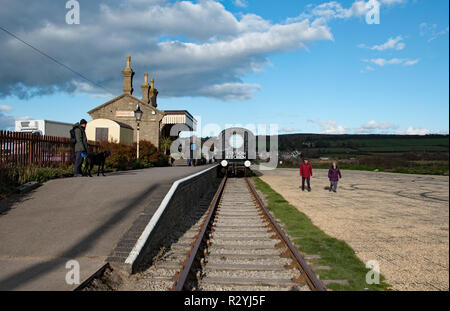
[300,158,313,192]
[74,119,89,177]
[328,162,342,192]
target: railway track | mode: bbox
[84,176,325,291]
[170,176,325,291]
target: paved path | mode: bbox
[0,165,213,291]
[257,168,449,291]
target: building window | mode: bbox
[96,128,109,142]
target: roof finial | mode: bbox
[126,56,131,68]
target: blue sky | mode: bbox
[0,0,448,136]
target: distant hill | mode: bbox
[263,134,449,175]
[266,134,449,156]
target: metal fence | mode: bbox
[0,130,98,167]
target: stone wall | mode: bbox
[121,165,220,273]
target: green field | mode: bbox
[274,134,449,175]
[276,134,449,155]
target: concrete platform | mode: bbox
[0,165,214,291]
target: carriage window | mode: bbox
[229,133,244,149]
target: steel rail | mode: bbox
[172,175,227,291]
[245,177,326,291]
[74,263,110,291]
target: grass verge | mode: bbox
[253,177,390,291]
[1,166,75,199]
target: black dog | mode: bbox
[83,150,111,177]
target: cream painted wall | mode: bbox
[86,119,133,145]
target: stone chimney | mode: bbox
[122,56,134,95]
[141,73,150,104]
[150,77,158,108]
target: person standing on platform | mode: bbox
[73,119,89,177]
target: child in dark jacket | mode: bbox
[328,162,342,192]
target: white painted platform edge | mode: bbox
[124,165,219,265]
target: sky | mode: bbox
[0,0,448,136]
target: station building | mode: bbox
[87,56,195,149]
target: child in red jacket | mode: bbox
[300,159,313,192]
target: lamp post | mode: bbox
[134,105,143,160]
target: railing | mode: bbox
[0,130,98,167]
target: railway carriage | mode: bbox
[215,127,256,176]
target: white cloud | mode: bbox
[395,126,446,135]
[0,0,411,101]
[308,119,349,134]
[307,119,447,135]
[364,58,419,67]
[0,105,13,112]
[403,59,420,66]
[362,36,406,51]
[281,127,297,133]
[420,22,449,42]
[419,22,430,36]
[356,120,397,133]
[380,0,406,5]
[360,65,376,73]
[362,120,397,129]
[294,0,407,22]
[359,35,418,71]
[294,1,371,21]
[365,58,402,66]
[314,1,375,19]
[233,0,248,8]
[72,81,112,98]
[0,0,333,101]
[196,83,261,101]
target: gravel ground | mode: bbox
[211,239,276,246]
[257,168,449,291]
[194,282,310,291]
[204,268,300,279]
[213,229,269,233]
[209,247,282,256]
[206,256,292,266]
[213,233,273,239]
